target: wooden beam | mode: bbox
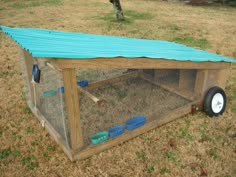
[215,69,229,89]
[62,68,84,151]
[57,58,231,70]
[78,86,105,106]
[73,101,197,160]
[194,70,209,98]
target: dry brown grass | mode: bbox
[0,0,236,176]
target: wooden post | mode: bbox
[194,69,208,98]
[62,68,84,151]
[215,69,229,89]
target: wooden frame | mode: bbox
[20,50,231,161]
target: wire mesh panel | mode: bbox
[37,61,69,146]
[77,69,193,146]
[19,53,70,147]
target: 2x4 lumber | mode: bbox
[194,70,209,98]
[57,58,231,70]
[73,101,197,160]
[213,69,229,89]
[78,86,105,106]
[62,68,84,151]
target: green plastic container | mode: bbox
[90,131,109,145]
[43,89,57,97]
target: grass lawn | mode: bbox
[0,0,236,176]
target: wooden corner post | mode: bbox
[62,68,84,151]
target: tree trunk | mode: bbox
[109,0,125,21]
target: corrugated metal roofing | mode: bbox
[0,26,235,62]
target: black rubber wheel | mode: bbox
[203,86,226,117]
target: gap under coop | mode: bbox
[1,26,235,161]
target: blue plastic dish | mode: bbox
[126,115,146,130]
[77,80,88,87]
[58,86,64,93]
[108,125,125,138]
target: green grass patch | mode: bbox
[142,136,153,144]
[0,149,20,159]
[198,124,213,141]
[12,132,22,140]
[10,0,63,9]
[179,127,188,137]
[147,166,154,173]
[21,155,38,170]
[173,35,211,49]
[47,145,56,152]
[0,7,6,10]
[0,71,14,78]
[135,151,146,160]
[177,125,194,140]
[43,151,51,160]
[97,10,154,24]
[166,151,176,162]
[0,149,12,159]
[25,127,35,134]
[23,106,31,114]
[160,168,170,174]
[208,148,219,160]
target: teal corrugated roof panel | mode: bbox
[0,26,235,62]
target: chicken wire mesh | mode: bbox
[37,61,69,146]
[19,51,70,147]
[77,69,194,146]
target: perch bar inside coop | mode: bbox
[77,85,105,106]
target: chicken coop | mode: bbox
[1,26,235,161]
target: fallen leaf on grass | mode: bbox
[168,138,177,148]
[200,167,208,176]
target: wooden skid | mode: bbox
[73,101,196,160]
